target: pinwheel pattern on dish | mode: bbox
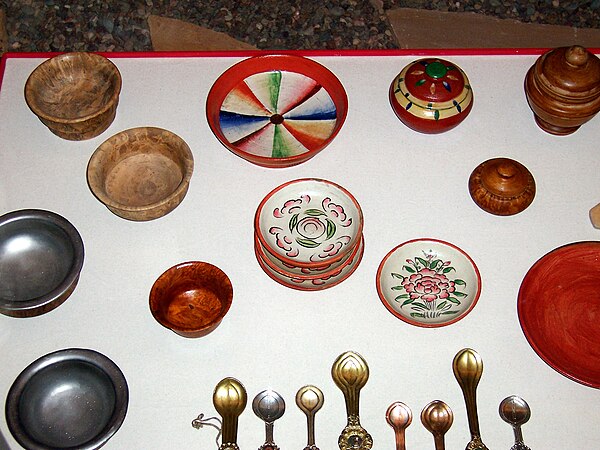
[219,70,338,159]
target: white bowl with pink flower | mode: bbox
[376,238,481,327]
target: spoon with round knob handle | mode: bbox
[421,400,453,450]
[296,385,324,450]
[331,351,373,450]
[386,402,412,450]
[453,348,489,450]
[252,389,285,450]
[499,395,531,450]
[213,377,247,450]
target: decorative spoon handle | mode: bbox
[452,348,489,450]
[296,385,324,450]
[510,444,532,450]
[331,351,373,450]
[213,377,247,450]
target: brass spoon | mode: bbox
[385,401,412,450]
[296,385,325,450]
[213,377,247,450]
[453,348,489,450]
[421,400,454,450]
[252,389,285,450]
[331,351,373,450]
[499,395,532,450]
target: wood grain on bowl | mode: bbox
[87,127,194,221]
[25,52,121,140]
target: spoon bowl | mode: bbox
[252,389,286,423]
[499,395,531,427]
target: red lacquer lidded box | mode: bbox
[389,58,473,134]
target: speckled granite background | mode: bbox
[0,0,598,53]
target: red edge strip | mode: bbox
[2,48,600,92]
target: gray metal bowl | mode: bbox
[5,348,129,450]
[0,209,84,317]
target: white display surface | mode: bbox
[1,51,599,449]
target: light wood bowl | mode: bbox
[25,52,122,140]
[87,127,194,221]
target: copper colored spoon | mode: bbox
[421,400,454,450]
[385,402,412,450]
[453,348,489,450]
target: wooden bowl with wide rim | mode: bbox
[25,52,122,141]
[149,261,233,338]
[87,127,194,221]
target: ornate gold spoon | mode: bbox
[385,401,412,450]
[421,400,454,450]
[252,389,285,450]
[296,385,325,450]
[499,395,532,450]
[213,377,247,450]
[453,348,489,450]
[331,351,373,450]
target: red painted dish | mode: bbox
[206,54,348,168]
[518,241,600,388]
[255,234,364,291]
[389,58,473,134]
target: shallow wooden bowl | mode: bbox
[149,261,233,338]
[25,52,122,140]
[87,127,194,221]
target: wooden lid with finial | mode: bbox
[469,158,535,216]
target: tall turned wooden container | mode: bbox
[524,45,600,135]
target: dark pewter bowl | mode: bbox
[5,348,129,450]
[0,209,84,317]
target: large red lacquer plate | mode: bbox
[518,241,600,388]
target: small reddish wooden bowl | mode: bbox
[149,261,233,338]
[206,54,348,168]
[389,58,473,134]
